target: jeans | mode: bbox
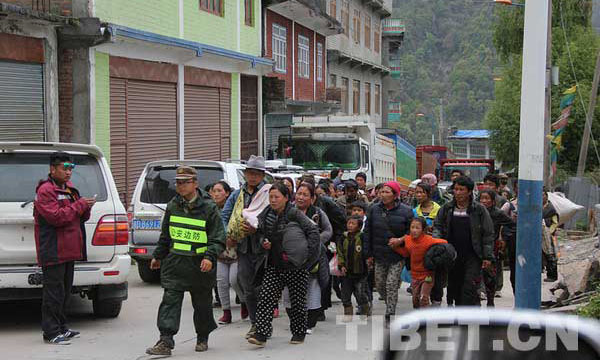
[216,261,242,310]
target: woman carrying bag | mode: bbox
[248,182,320,347]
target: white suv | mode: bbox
[0,142,130,317]
[129,160,273,283]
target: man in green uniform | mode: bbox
[146,166,225,356]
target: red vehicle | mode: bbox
[416,145,454,179]
[416,145,494,190]
[439,159,495,189]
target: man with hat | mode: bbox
[146,166,225,355]
[221,155,269,339]
[336,179,370,216]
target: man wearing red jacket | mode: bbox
[34,152,96,345]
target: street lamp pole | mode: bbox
[515,0,549,309]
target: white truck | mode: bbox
[277,117,396,184]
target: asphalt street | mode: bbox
[0,266,515,360]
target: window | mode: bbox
[0,154,107,202]
[341,77,349,114]
[365,82,371,115]
[330,0,337,20]
[364,15,371,49]
[353,10,361,44]
[353,79,360,115]
[298,35,310,79]
[375,84,380,114]
[329,74,337,87]
[374,20,380,53]
[199,0,223,16]
[317,43,323,81]
[272,24,287,73]
[342,1,349,35]
[244,0,253,26]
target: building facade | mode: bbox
[92,0,272,205]
[0,0,105,144]
[262,0,342,158]
[447,129,494,159]
[325,0,391,128]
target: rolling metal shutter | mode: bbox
[109,78,128,205]
[109,78,178,206]
[184,85,231,161]
[0,61,45,141]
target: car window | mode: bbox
[0,153,107,202]
[140,166,224,204]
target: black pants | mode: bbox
[41,261,74,339]
[255,266,308,338]
[430,270,446,303]
[447,255,482,306]
[237,252,262,324]
[341,275,368,307]
[157,288,217,348]
[366,268,375,302]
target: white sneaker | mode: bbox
[306,328,313,335]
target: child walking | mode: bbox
[338,215,370,321]
[390,217,447,308]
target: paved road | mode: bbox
[0,266,515,360]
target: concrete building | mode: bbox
[1,1,273,206]
[261,0,342,158]
[0,0,108,143]
[447,129,495,159]
[324,0,391,128]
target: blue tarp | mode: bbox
[450,130,490,139]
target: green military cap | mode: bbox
[175,165,197,180]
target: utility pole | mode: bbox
[544,0,552,188]
[439,98,445,146]
[515,0,549,310]
[576,49,600,177]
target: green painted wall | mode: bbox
[239,0,260,55]
[95,0,260,56]
[230,73,240,160]
[95,51,110,163]
[95,0,180,38]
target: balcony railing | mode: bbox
[382,18,405,37]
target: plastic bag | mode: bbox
[329,253,343,277]
[401,265,412,283]
[547,192,584,226]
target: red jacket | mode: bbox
[34,177,91,266]
[394,234,447,281]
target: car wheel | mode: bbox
[137,260,161,283]
[93,299,122,318]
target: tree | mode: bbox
[486,0,600,172]
[392,0,497,144]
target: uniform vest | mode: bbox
[168,214,208,256]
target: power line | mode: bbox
[559,0,600,167]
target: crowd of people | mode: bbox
[33,152,560,353]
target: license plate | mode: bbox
[132,219,161,230]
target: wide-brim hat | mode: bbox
[245,155,266,172]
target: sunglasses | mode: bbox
[53,162,75,170]
[175,179,195,185]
